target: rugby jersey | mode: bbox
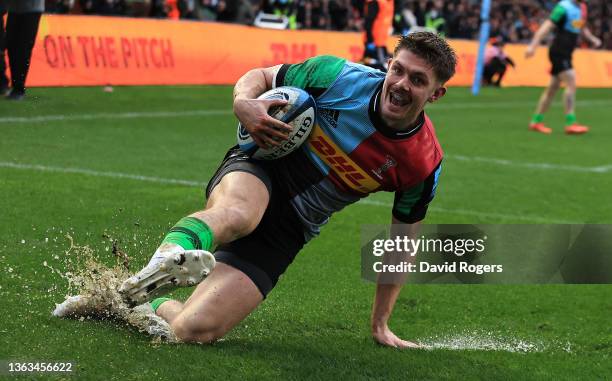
[270,55,443,241]
[549,0,587,55]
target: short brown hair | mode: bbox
[394,32,457,84]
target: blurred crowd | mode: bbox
[45,0,610,49]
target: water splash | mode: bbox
[420,330,546,353]
[52,235,177,343]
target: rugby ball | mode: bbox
[237,86,316,160]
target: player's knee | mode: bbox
[171,317,226,344]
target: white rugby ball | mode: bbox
[237,86,316,160]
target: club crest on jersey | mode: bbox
[371,155,397,180]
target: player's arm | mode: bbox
[525,19,555,58]
[233,65,292,148]
[581,26,602,49]
[371,163,441,348]
[371,218,421,349]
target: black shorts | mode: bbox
[205,146,306,298]
[549,51,573,76]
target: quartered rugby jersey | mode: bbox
[550,0,587,55]
[270,55,443,241]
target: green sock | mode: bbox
[151,297,172,313]
[531,113,544,123]
[565,113,577,126]
[161,217,214,251]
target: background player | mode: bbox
[525,0,601,135]
[483,37,515,87]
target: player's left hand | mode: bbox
[372,323,423,349]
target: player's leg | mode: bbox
[149,167,271,327]
[153,159,305,343]
[5,11,42,100]
[529,75,561,134]
[558,69,587,134]
[530,50,568,134]
[155,262,263,343]
[119,164,271,304]
[482,63,494,85]
[559,69,576,116]
[493,59,507,87]
[535,76,561,115]
[189,171,269,245]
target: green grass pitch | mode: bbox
[0,86,610,380]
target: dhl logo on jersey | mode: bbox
[308,125,380,194]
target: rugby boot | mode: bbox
[529,122,552,134]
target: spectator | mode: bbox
[328,0,349,30]
[393,0,418,35]
[178,0,197,19]
[149,0,169,17]
[216,0,254,23]
[424,0,445,36]
[346,0,363,31]
[166,0,180,19]
[26,0,612,49]
[79,0,95,13]
[260,0,298,29]
[311,0,328,29]
[46,0,74,13]
[198,0,221,20]
[93,0,126,15]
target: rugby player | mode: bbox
[56,32,456,349]
[525,0,601,135]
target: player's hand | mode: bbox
[591,37,602,49]
[372,323,423,349]
[233,97,293,149]
[525,45,536,58]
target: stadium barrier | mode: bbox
[29,14,612,88]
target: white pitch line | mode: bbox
[358,199,577,224]
[447,154,612,174]
[0,162,207,187]
[0,161,579,224]
[1,98,609,124]
[429,98,612,110]
[0,109,233,124]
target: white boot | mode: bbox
[118,243,215,305]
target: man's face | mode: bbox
[380,49,446,128]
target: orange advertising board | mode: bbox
[28,14,612,88]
